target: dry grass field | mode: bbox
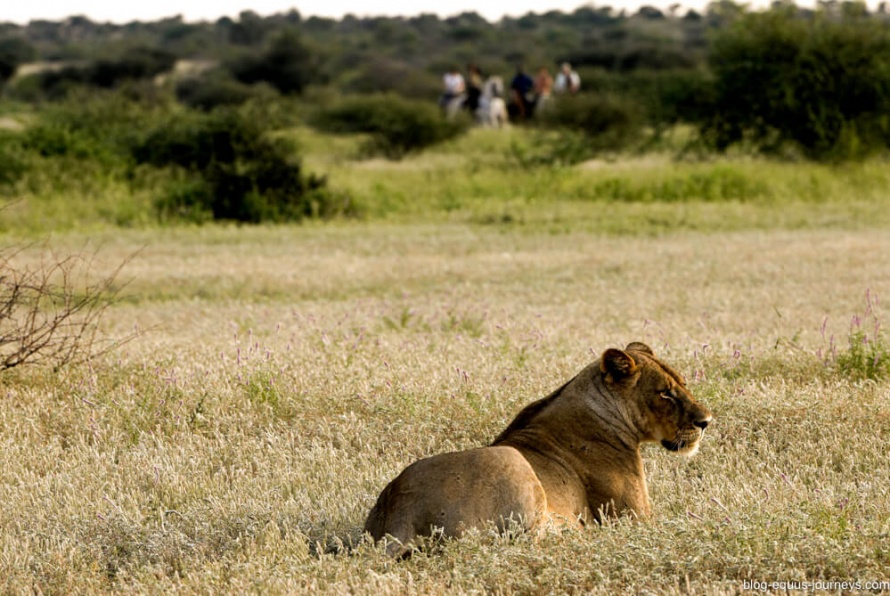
[1,221,888,594]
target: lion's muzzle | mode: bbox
[661,418,710,455]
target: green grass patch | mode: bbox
[834,291,890,381]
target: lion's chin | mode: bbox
[660,439,700,457]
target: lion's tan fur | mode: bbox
[364,342,712,556]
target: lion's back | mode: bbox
[364,446,546,551]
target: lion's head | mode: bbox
[601,342,712,456]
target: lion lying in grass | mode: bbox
[364,342,712,556]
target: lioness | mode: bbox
[364,342,712,556]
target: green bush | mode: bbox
[229,29,317,95]
[135,108,356,223]
[0,37,36,84]
[341,57,442,100]
[581,69,715,130]
[23,66,90,101]
[512,93,645,166]
[310,94,470,159]
[23,48,177,100]
[0,132,29,188]
[703,5,890,160]
[507,130,593,168]
[539,94,644,148]
[175,76,274,111]
[18,90,162,167]
[90,47,177,88]
[0,94,141,204]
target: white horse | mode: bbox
[476,76,508,128]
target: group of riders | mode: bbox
[440,62,581,124]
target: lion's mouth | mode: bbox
[661,431,702,455]
[661,439,684,451]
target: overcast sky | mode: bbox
[4,0,764,26]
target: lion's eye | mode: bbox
[661,388,677,401]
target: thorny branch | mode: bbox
[0,244,136,370]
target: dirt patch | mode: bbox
[0,117,24,131]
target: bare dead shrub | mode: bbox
[0,244,132,370]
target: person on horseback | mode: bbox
[509,64,535,120]
[440,65,467,118]
[534,65,554,112]
[466,63,483,113]
[554,62,581,95]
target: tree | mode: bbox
[229,10,269,46]
[230,29,317,95]
[703,5,890,158]
[89,47,177,88]
[0,37,36,84]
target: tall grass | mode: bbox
[2,80,890,595]
[0,225,888,592]
[299,127,890,232]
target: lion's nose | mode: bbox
[693,418,710,430]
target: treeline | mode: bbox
[1,4,714,94]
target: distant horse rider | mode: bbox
[509,64,535,120]
[466,63,484,114]
[534,65,554,112]
[554,62,581,95]
[440,65,467,119]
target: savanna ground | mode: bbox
[1,126,890,593]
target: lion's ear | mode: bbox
[625,342,654,356]
[601,348,639,382]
